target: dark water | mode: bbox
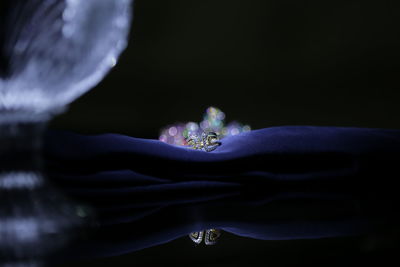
[55,210,399,266]
[2,165,399,266]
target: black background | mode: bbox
[51,0,400,139]
[50,0,400,266]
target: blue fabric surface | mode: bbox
[44,126,400,258]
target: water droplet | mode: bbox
[168,126,178,136]
[230,128,240,135]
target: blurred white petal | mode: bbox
[0,0,132,120]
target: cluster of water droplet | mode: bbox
[159,106,251,146]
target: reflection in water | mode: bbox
[0,171,85,265]
[1,260,43,267]
[0,171,43,190]
[0,123,86,265]
[189,229,222,245]
[46,162,400,261]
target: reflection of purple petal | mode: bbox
[0,0,132,118]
